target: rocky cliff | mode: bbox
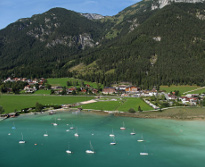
[152,0,205,9]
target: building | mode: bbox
[102,88,117,94]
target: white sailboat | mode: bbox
[66,144,72,154]
[66,150,72,154]
[52,118,58,126]
[130,129,136,135]
[137,135,144,142]
[19,133,26,144]
[120,121,126,130]
[70,124,74,130]
[140,144,148,156]
[74,128,79,137]
[110,137,116,145]
[86,141,95,154]
[109,128,115,137]
[43,130,48,137]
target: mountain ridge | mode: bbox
[0,1,205,88]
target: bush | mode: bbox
[128,108,136,113]
[35,102,44,112]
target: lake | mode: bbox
[0,111,205,167]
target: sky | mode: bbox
[0,0,141,30]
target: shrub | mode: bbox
[128,108,136,113]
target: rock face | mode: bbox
[80,13,104,20]
[152,0,205,10]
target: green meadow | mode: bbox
[0,95,93,113]
[47,78,103,89]
[80,98,153,112]
[185,87,205,95]
[34,90,51,94]
[160,85,200,94]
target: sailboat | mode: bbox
[19,133,26,144]
[137,134,144,142]
[74,128,79,137]
[86,141,95,154]
[110,137,116,145]
[66,144,72,154]
[52,118,58,126]
[109,128,115,137]
[12,122,16,130]
[70,123,74,130]
[140,143,148,156]
[43,130,48,137]
[120,121,126,130]
[130,129,136,135]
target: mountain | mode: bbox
[0,8,105,78]
[69,1,205,87]
[0,0,205,88]
[80,13,105,20]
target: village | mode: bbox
[1,77,205,110]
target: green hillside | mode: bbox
[0,1,205,88]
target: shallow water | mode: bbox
[0,111,205,167]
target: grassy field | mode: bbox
[139,107,205,119]
[34,90,51,94]
[80,98,153,112]
[160,85,200,94]
[185,87,205,95]
[0,95,93,113]
[47,78,103,89]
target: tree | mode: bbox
[138,106,142,112]
[128,108,136,113]
[72,90,76,95]
[35,102,43,112]
[61,86,67,95]
[0,105,5,114]
[67,81,72,86]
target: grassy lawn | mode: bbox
[80,98,153,112]
[117,98,153,111]
[160,85,200,94]
[34,90,51,94]
[0,95,94,113]
[185,88,205,95]
[47,78,103,89]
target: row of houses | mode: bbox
[4,77,46,86]
[51,86,99,95]
[102,86,158,97]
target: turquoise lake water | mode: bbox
[0,111,205,167]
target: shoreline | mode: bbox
[82,107,205,121]
[2,106,205,121]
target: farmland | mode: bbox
[80,98,153,112]
[0,95,93,113]
[160,85,200,94]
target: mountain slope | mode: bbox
[71,2,205,87]
[0,1,205,88]
[0,8,104,78]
